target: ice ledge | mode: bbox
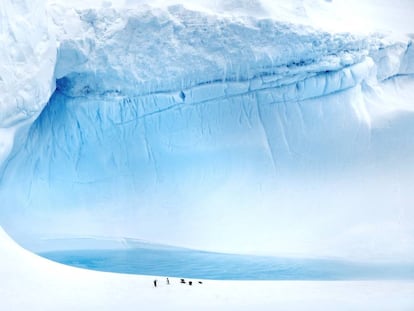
[50,5,413,104]
[55,57,376,120]
[1,1,413,170]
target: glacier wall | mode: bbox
[1,1,414,260]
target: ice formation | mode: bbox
[0,0,414,261]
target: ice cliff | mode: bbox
[0,0,414,260]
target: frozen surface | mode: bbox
[1,227,414,311]
[39,246,414,280]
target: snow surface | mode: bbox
[1,227,414,310]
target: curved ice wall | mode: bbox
[1,0,414,260]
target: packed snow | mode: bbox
[1,227,414,310]
[1,0,414,309]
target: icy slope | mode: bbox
[1,0,414,260]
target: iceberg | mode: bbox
[1,0,414,310]
[1,0,414,260]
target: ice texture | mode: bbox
[0,0,56,164]
[1,0,414,260]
